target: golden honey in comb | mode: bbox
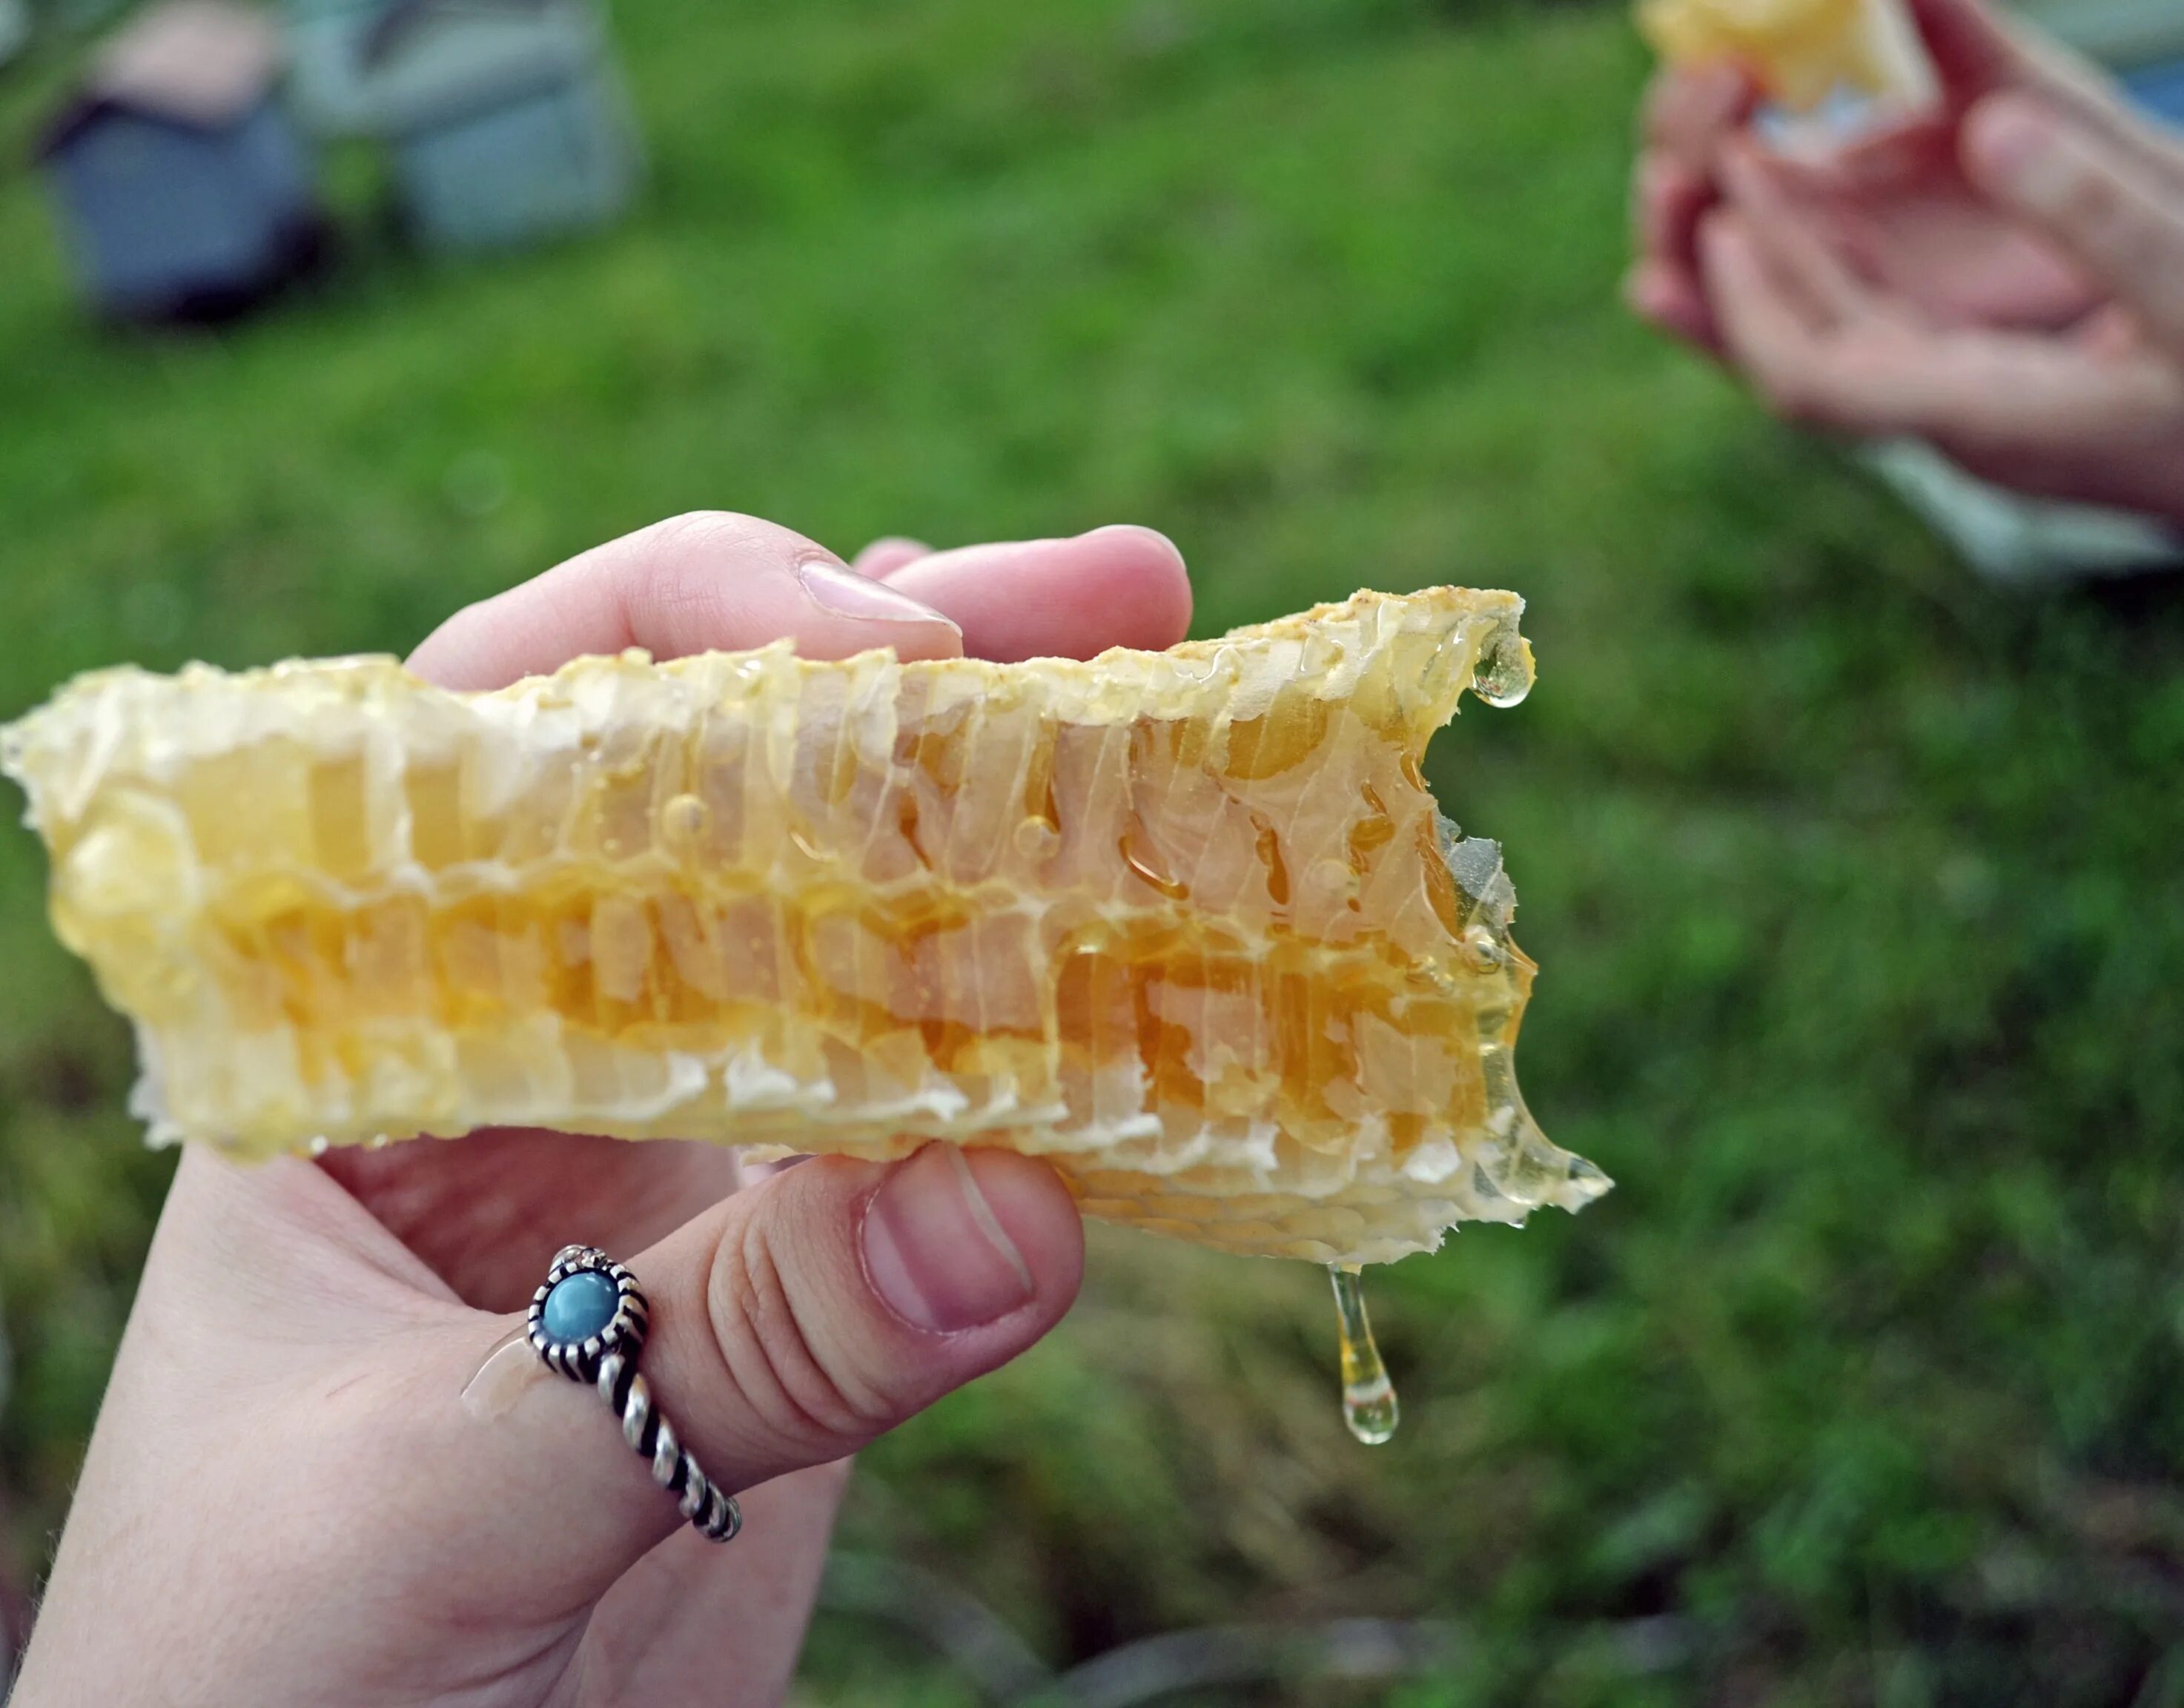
[1,587,1609,1268]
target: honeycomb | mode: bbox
[1,587,1609,1265]
[1637,0,1931,110]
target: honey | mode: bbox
[1636,0,1930,110]
[2,587,1609,1266]
[1330,1263,1399,1443]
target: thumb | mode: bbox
[1902,0,2036,107]
[1964,93,2184,357]
[629,1142,1083,1487]
[427,1143,1083,1598]
[1907,0,2177,171]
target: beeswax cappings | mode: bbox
[2,588,1609,1265]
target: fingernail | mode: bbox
[1969,99,2069,212]
[797,558,962,632]
[1078,523,1185,563]
[863,1145,1035,1332]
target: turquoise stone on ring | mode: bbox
[542,1269,621,1345]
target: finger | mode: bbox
[2071,302,2144,358]
[1964,94,2184,356]
[851,536,933,578]
[1902,0,2029,107]
[1627,152,1723,349]
[1701,213,1864,429]
[321,1131,748,1311]
[417,1143,1083,1603]
[1718,143,1875,327]
[881,525,1194,661]
[408,512,966,691]
[1705,211,1950,440]
[1641,62,1757,162]
[1701,214,2169,494]
[1624,257,1720,351]
[1635,153,1715,275]
[1905,0,2176,176]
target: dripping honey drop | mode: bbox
[1328,1262,1398,1444]
[1470,624,1535,707]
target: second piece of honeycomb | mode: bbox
[1638,0,1933,110]
[2,587,1609,1265]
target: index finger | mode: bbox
[408,512,965,690]
[408,513,1193,690]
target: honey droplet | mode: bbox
[1119,813,1190,901]
[1461,924,1506,973]
[1471,625,1534,708]
[661,792,709,853]
[1013,815,1059,860]
[460,1326,546,1422]
[1328,1262,1398,1444]
[1306,857,1354,899]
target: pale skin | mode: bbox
[9,514,1195,1707]
[1628,0,2184,523]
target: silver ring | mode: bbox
[528,1245,741,1544]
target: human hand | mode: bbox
[9,514,1194,1708]
[1627,57,1761,349]
[1698,95,2184,521]
[1627,0,2180,346]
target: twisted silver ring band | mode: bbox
[527,1245,741,1544]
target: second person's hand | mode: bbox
[1699,94,2184,521]
[1627,0,2184,347]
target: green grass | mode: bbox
[5,1,2184,1701]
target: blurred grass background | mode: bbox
[4,0,2184,1701]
